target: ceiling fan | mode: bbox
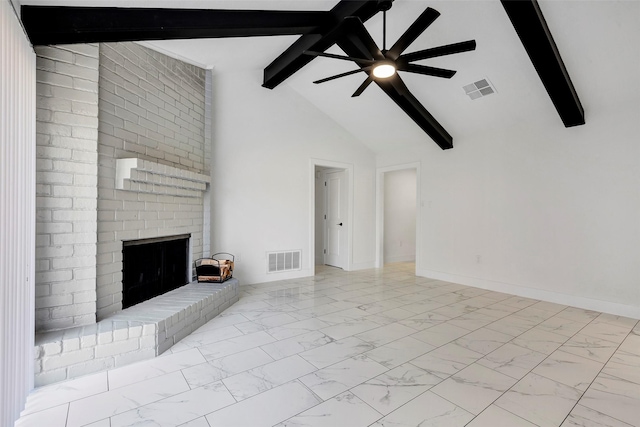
[303,1,476,98]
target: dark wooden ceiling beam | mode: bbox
[21,6,331,45]
[262,1,385,89]
[22,1,387,90]
[501,0,585,127]
[20,0,453,148]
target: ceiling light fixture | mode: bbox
[372,62,396,78]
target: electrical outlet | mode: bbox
[476,255,481,264]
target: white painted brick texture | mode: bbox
[35,280,238,386]
[35,44,99,332]
[33,40,212,384]
[97,43,207,319]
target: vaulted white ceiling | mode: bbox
[19,0,640,153]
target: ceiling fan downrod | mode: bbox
[383,10,387,51]
[378,0,392,52]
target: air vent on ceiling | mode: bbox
[463,78,496,100]
[267,250,301,273]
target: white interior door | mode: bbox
[324,170,347,269]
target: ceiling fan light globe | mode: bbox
[372,64,396,78]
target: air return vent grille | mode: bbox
[463,78,496,100]
[267,250,301,273]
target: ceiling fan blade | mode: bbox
[388,7,440,59]
[303,50,375,66]
[397,63,456,79]
[399,40,477,63]
[374,73,453,150]
[313,68,370,84]
[352,76,373,97]
[386,74,408,96]
[341,16,385,61]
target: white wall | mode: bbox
[210,70,376,285]
[1,1,36,424]
[377,100,640,317]
[373,0,640,319]
[383,168,416,263]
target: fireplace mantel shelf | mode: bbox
[116,158,210,196]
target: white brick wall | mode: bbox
[96,43,207,319]
[34,41,209,329]
[35,44,99,332]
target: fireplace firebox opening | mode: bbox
[122,234,190,309]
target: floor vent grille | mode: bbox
[267,250,301,273]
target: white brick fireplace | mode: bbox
[95,42,211,322]
[33,41,222,385]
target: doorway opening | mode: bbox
[311,160,353,272]
[376,163,420,269]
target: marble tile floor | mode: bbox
[16,263,640,427]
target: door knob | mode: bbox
[338,223,343,226]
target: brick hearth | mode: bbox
[34,278,238,386]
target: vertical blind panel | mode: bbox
[1,2,36,426]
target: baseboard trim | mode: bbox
[349,261,376,271]
[384,255,416,263]
[417,268,640,319]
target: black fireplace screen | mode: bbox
[122,235,189,309]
